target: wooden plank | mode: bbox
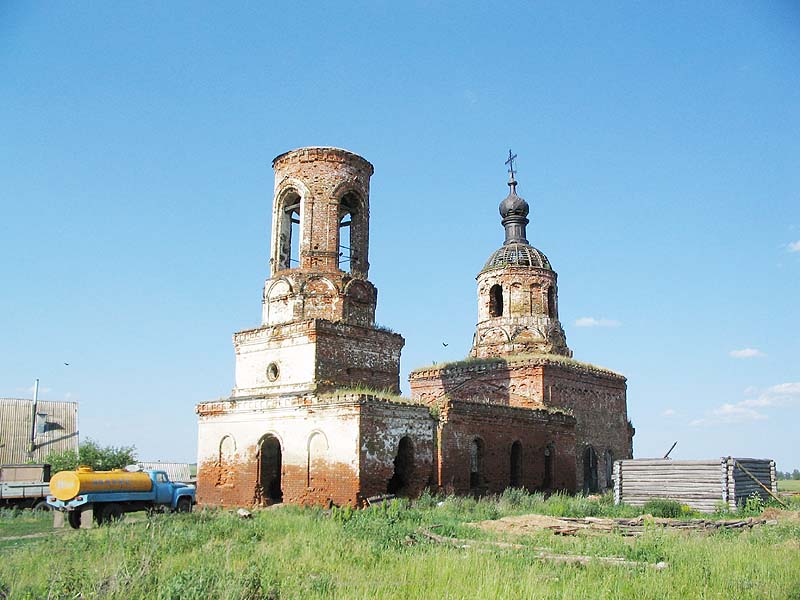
[620,461,720,471]
[620,480,722,484]
[622,468,724,472]
[618,460,721,467]
[622,486,723,490]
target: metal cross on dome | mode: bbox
[505,149,518,179]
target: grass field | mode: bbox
[779,479,800,493]
[0,492,798,599]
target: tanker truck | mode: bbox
[46,465,195,528]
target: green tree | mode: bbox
[793,469,800,481]
[44,439,137,473]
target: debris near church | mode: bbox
[469,513,776,537]
[195,147,634,509]
[417,525,670,570]
[613,457,779,513]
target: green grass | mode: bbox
[0,509,56,551]
[779,479,800,492]
[0,492,798,599]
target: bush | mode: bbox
[642,499,683,518]
[43,439,137,472]
[739,492,766,516]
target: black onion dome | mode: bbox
[499,187,529,218]
[482,242,552,272]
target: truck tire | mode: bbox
[32,500,52,511]
[67,510,82,529]
[100,503,123,524]
[176,497,192,513]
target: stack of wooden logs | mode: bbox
[614,457,777,513]
[549,515,774,536]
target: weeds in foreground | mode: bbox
[0,492,798,599]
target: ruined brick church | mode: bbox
[196,147,633,507]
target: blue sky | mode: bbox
[1,2,798,468]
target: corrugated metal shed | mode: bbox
[0,398,79,464]
[138,462,194,483]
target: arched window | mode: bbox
[509,282,531,317]
[307,431,329,487]
[582,446,599,494]
[510,441,522,487]
[489,284,503,317]
[216,435,236,487]
[470,437,485,491]
[277,190,301,270]
[543,443,554,490]
[547,286,556,318]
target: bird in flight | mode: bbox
[442,342,449,347]
[64,362,69,366]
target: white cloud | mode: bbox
[574,317,621,328]
[729,348,765,359]
[662,409,676,417]
[741,382,800,408]
[690,403,767,427]
[787,240,800,253]
[689,382,799,426]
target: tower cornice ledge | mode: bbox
[233,319,405,346]
[409,353,626,381]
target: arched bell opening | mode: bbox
[489,284,503,317]
[276,189,301,271]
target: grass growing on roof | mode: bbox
[319,385,417,403]
[413,352,620,376]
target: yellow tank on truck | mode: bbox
[49,466,153,501]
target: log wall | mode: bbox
[614,457,776,513]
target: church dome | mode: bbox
[482,242,552,272]
[499,189,529,218]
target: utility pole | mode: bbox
[28,378,39,455]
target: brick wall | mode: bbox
[196,396,363,508]
[359,401,436,499]
[541,365,633,490]
[437,400,577,494]
[410,354,632,491]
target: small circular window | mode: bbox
[266,362,280,382]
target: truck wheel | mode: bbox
[67,510,82,529]
[176,497,192,513]
[32,500,52,511]
[101,503,123,524]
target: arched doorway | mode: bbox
[582,446,598,494]
[258,435,283,504]
[509,441,522,487]
[387,436,415,496]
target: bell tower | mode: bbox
[471,154,571,358]
[233,147,404,398]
